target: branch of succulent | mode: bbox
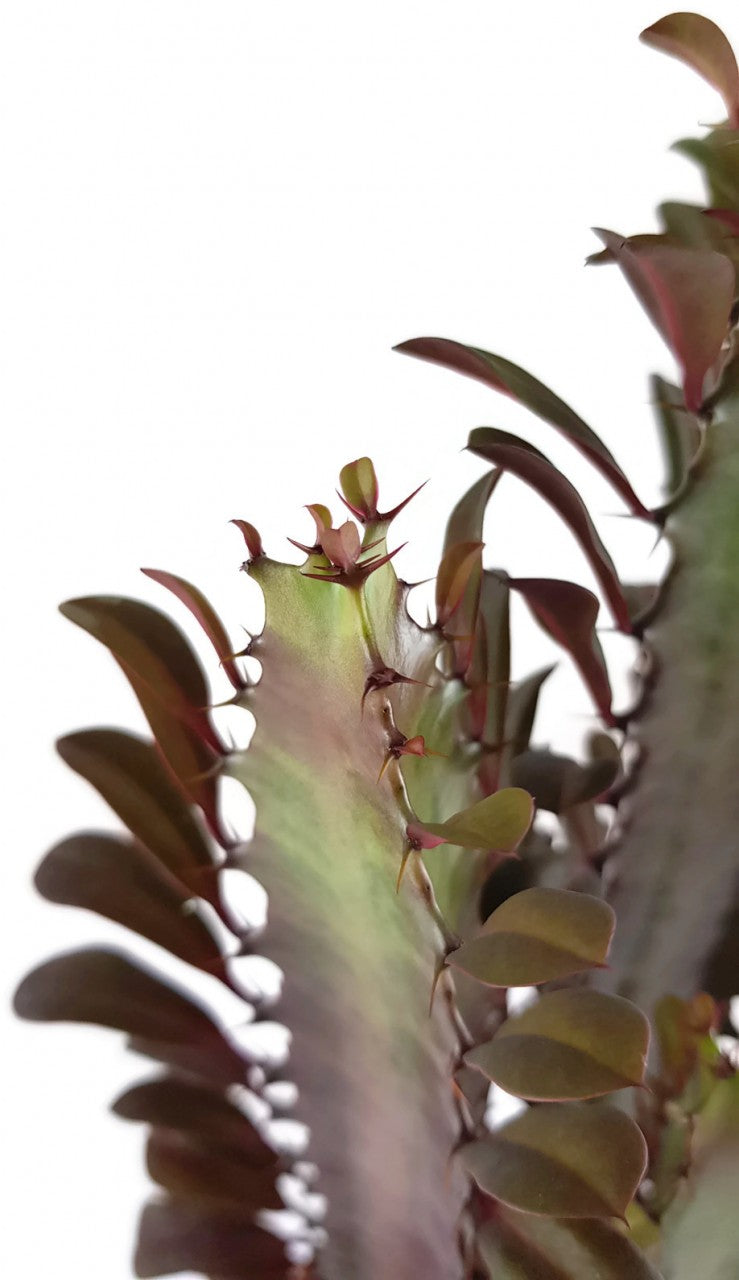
[13,11,739,1280]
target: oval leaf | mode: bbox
[113,1076,277,1168]
[145,1128,283,1212]
[466,989,649,1100]
[447,887,615,986]
[395,337,649,516]
[135,1201,287,1279]
[410,787,533,852]
[35,833,229,983]
[467,432,631,632]
[339,456,380,520]
[479,1209,663,1280]
[461,1102,647,1219]
[142,568,246,691]
[641,13,739,127]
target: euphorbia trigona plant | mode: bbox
[14,11,739,1279]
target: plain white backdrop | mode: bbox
[3,2,737,1276]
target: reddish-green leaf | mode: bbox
[469,569,511,747]
[409,787,533,851]
[230,519,264,560]
[651,372,703,500]
[466,989,649,1100]
[591,230,734,413]
[113,1076,277,1168]
[34,833,229,983]
[461,1103,647,1218]
[13,948,250,1082]
[478,1209,663,1280]
[505,665,555,758]
[395,337,649,516]
[55,730,220,902]
[145,1128,283,1212]
[467,432,630,632]
[339,456,380,520]
[435,540,484,628]
[135,1202,287,1278]
[141,568,246,691]
[447,887,615,987]
[640,13,739,127]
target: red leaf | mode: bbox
[142,568,246,691]
[641,12,739,128]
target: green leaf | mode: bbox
[591,230,734,413]
[394,337,649,516]
[640,13,739,127]
[466,989,649,1100]
[510,750,618,814]
[478,1209,663,1280]
[505,665,555,758]
[435,540,484,628]
[461,1102,647,1218]
[675,133,739,210]
[467,432,630,632]
[651,372,703,500]
[34,834,230,984]
[409,787,533,851]
[447,887,615,986]
[469,569,511,748]
[508,578,613,724]
[339,455,380,520]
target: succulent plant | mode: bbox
[14,11,739,1280]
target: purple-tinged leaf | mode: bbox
[113,1076,276,1166]
[141,569,246,691]
[55,730,221,903]
[466,989,649,1100]
[135,1201,287,1278]
[640,13,739,127]
[591,229,734,413]
[395,337,650,516]
[461,1102,647,1219]
[510,749,618,814]
[145,1128,283,1212]
[705,206,739,233]
[467,431,631,632]
[339,456,380,520]
[508,578,614,723]
[408,787,533,852]
[478,1208,663,1279]
[13,948,250,1082]
[448,887,615,987]
[34,834,230,982]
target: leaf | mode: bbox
[230,518,264,560]
[141,568,247,691]
[113,1076,277,1168]
[469,569,511,748]
[135,1202,288,1278]
[13,949,250,1083]
[508,578,613,723]
[640,13,739,127]
[394,337,649,516]
[409,787,533,851]
[466,989,649,1100]
[339,456,380,520]
[55,730,221,903]
[447,887,615,987]
[651,372,703,499]
[461,1102,647,1219]
[435,540,484,628]
[478,1209,663,1280]
[145,1128,283,1212]
[675,134,739,210]
[505,665,555,758]
[34,834,230,983]
[510,750,618,814]
[443,473,501,673]
[467,431,631,632]
[591,230,734,413]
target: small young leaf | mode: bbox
[591,230,734,413]
[640,13,739,127]
[339,456,380,520]
[447,887,615,986]
[466,989,649,1100]
[409,787,533,852]
[461,1103,647,1219]
[507,578,613,723]
[467,432,631,632]
[395,337,649,516]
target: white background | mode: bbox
[3,2,735,1276]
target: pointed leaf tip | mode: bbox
[230,519,264,560]
[641,13,739,129]
[339,456,380,520]
[141,568,246,692]
[410,786,533,852]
